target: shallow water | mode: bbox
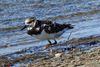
[0,0,100,56]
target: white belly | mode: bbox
[32,30,66,40]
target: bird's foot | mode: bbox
[53,40,57,44]
[44,44,54,49]
[44,40,57,49]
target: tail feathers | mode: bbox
[63,24,74,29]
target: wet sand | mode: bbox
[31,36,100,67]
[0,36,100,67]
[32,47,100,67]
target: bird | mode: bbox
[21,17,74,48]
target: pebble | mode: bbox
[54,53,63,58]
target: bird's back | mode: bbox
[44,23,73,34]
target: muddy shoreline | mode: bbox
[31,36,100,67]
[0,35,100,67]
[32,47,100,67]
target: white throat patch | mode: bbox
[27,27,32,30]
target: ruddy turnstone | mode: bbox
[21,17,74,47]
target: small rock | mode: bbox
[55,53,63,58]
[68,64,74,67]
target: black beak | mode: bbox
[21,25,28,30]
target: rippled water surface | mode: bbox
[0,0,100,56]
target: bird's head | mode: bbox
[21,17,37,30]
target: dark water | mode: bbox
[0,0,100,56]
